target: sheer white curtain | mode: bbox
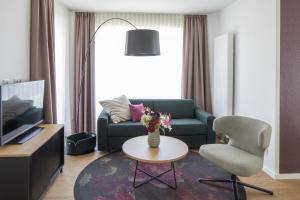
[95,13,183,115]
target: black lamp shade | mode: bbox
[125,29,160,56]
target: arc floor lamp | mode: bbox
[75,17,160,132]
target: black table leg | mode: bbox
[133,160,177,190]
[133,160,139,188]
[171,162,177,189]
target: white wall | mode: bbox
[0,0,30,82]
[208,0,278,175]
[213,34,234,117]
[207,13,220,95]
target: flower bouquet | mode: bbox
[141,107,172,148]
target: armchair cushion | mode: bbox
[200,144,263,177]
[213,116,272,156]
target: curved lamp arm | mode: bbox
[75,18,138,132]
[91,18,137,44]
[75,17,160,132]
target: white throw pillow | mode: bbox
[99,95,131,123]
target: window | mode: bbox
[95,13,183,115]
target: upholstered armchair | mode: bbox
[199,116,273,200]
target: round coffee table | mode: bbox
[122,136,189,189]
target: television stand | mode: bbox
[0,124,64,200]
[9,127,44,144]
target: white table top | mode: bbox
[122,136,189,163]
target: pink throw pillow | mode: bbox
[129,104,144,122]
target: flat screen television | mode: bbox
[0,80,44,145]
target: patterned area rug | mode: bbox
[74,151,246,200]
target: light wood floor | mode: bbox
[43,151,300,200]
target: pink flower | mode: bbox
[161,114,172,131]
[141,107,172,134]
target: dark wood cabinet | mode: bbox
[0,124,64,200]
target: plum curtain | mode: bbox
[30,0,57,123]
[181,15,212,113]
[74,13,95,133]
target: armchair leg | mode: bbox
[198,178,232,183]
[232,175,239,200]
[237,181,273,195]
[198,174,273,200]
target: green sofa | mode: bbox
[97,99,215,151]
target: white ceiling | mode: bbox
[57,0,237,14]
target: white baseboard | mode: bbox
[263,167,300,179]
[263,166,276,179]
[274,173,300,179]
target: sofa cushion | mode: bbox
[153,99,194,119]
[108,121,147,137]
[165,119,207,136]
[99,95,131,123]
[129,104,144,122]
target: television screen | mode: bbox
[0,80,44,145]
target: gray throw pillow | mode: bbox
[99,95,131,123]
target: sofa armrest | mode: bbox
[97,110,109,151]
[195,107,216,144]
